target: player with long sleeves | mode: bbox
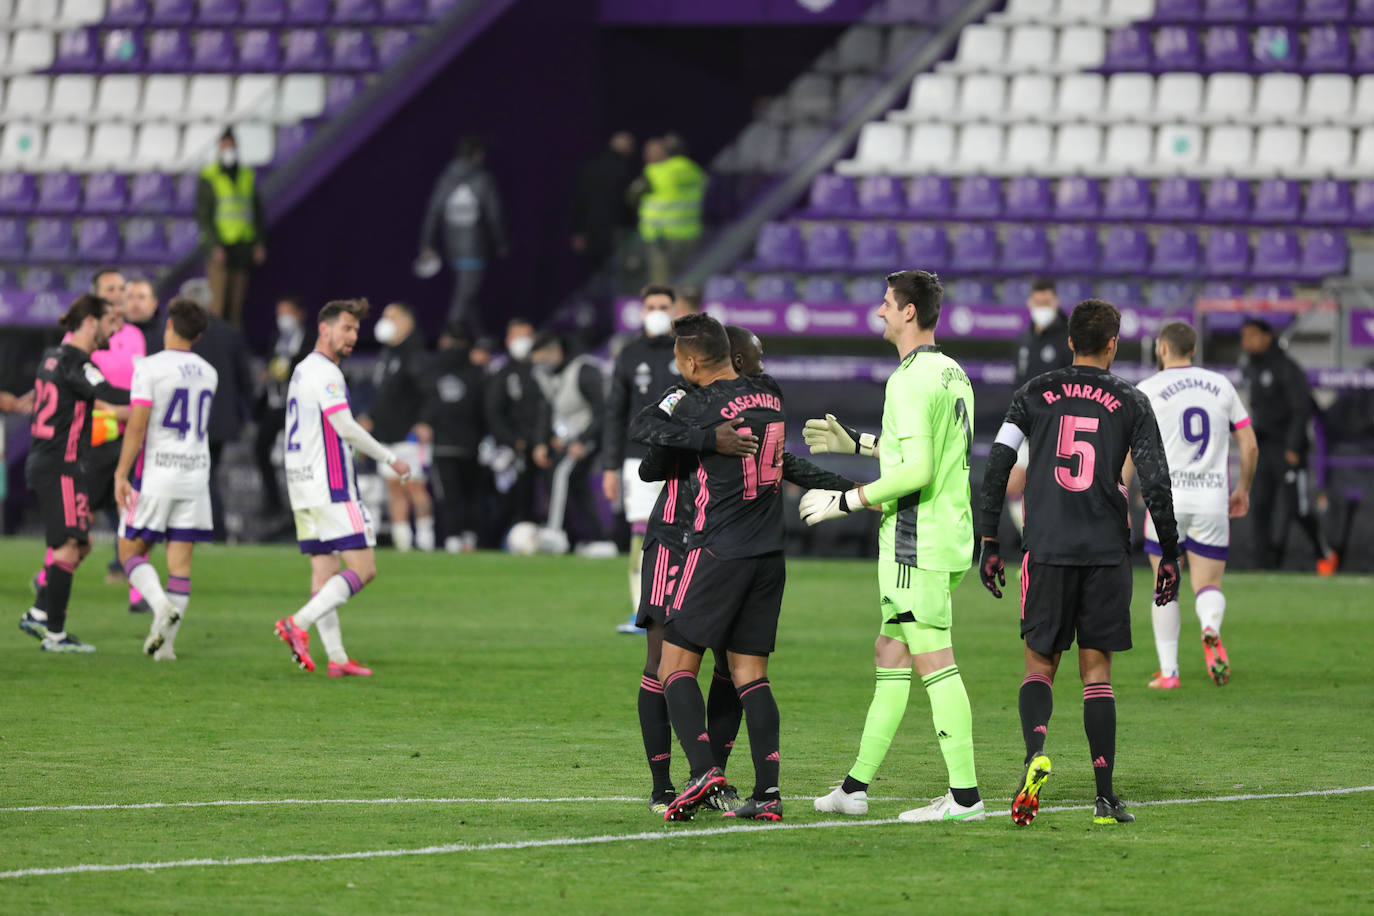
[798,271,985,824]
[978,299,1181,827]
[273,299,411,678]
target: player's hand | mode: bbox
[1228,487,1250,518]
[532,443,551,468]
[13,390,34,413]
[715,418,758,457]
[802,414,876,456]
[114,477,133,514]
[798,488,859,526]
[1155,556,1181,606]
[602,470,620,502]
[978,538,1005,599]
[567,440,588,460]
[390,458,412,484]
[1285,450,1301,467]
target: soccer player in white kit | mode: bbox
[274,299,411,677]
[113,298,218,660]
[1132,322,1257,689]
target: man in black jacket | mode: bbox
[1241,319,1337,573]
[571,131,637,273]
[360,302,433,552]
[485,318,549,535]
[425,329,487,554]
[191,311,253,540]
[253,296,313,517]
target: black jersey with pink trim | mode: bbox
[26,344,131,478]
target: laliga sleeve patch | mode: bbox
[324,381,344,399]
[658,388,686,416]
[83,364,107,387]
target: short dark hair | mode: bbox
[1068,298,1121,356]
[1242,318,1275,336]
[725,324,762,376]
[886,270,943,330]
[673,313,730,367]
[531,332,563,354]
[640,284,675,302]
[59,294,109,332]
[1030,277,1056,294]
[318,298,369,326]
[1157,320,1197,358]
[167,297,209,341]
[219,126,236,144]
[507,317,533,331]
[277,294,306,314]
[90,267,123,292]
[385,301,415,320]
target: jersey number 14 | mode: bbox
[739,421,785,501]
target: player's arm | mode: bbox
[1230,422,1258,517]
[627,387,757,457]
[95,400,131,422]
[1281,359,1312,460]
[68,360,131,406]
[637,445,677,482]
[574,362,605,452]
[601,353,630,471]
[113,402,151,511]
[1128,396,1183,605]
[325,403,411,480]
[782,451,855,492]
[974,391,1032,597]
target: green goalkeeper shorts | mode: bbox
[878,562,965,649]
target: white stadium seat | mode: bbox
[4,75,50,118]
[736,122,784,171]
[1300,126,1352,177]
[1055,26,1105,72]
[0,121,43,167]
[903,122,955,172]
[1253,74,1303,124]
[942,24,1005,73]
[1201,125,1253,175]
[1103,0,1155,26]
[180,123,222,169]
[14,0,55,25]
[990,0,1055,24]
[133,123,180,169]
[45,123,91,169]
[1099,73,1151,122]
[1202,74,1253,124]
[959,74,1007,120]
[1005,26,1056,73]
[235,121,274,168]
[1005,73,1056,121]
[1253,125,1301,176]
[187,76,232,121]
[142,75,188,118]
[1003,123,1053,172]
[96,76,141,120]
[836,122,906,175]
[891,72,956,122]
[57,0,106,26]
[1302,75,1353,125]
[1103,123,1153,174]
[232,75,280,119]
[50,75,95,119]
[1051,123,1102,174]
[10,30,55,72]
[1154,73,1203,123]
[90,122,135,169]
[1351,76,1374,127]
[1351,128,1374,177]
[952,123,1005,173]
[1152,123,1203,175]
[1056,0,1104,24]
[833,27,883,73]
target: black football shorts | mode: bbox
[637,541,684,629]
[31,471,92,548]
[663,549,785,657]
[1019,554,1133,655]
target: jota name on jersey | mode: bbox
[1041,383,1122,413]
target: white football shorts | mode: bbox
[294,500,377,555]
[622,458,665,525]
[378,440,428,483]
[119,490,214,543]
[1144,510,1229,561]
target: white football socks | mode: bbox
[315,609,349,664]
[1196,587,1226,635]
[292,575,353,630]
[127,561,174,617]
[415,515,436,552]
[393,521,414,552]
[1152,599,1181,677]
[160,592,189,656]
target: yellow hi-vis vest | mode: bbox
[638,155,706,242]
[201,162,257,245]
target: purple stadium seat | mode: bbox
[704,275,747,300]
[1001,278,1031,306]
[1054,177,1101,220]
[1254,178,1301,222]
[1353,27,1374,70]
[56,28,100,71]
[240,30,282,70]
[1154,0,1201,20]
[801,276,846,303]
[1203,26,1250,72]
[1204,177,1251,222]
[85,173,129,213]
[1252,230,1299,275]
[377,29,419,68]
[22,268,66,293]
[956,176,1001,220]
[754,222,803,269]
[288,0,332,23]
[1102,177,1150,221]
[808,174,855,216]
[193,30,237,71]
[324,76,363,115]
[854,224,901,270]
[1003,225,1050,273]
[1148,281,1195,310]
[848,275,889,304]
[1253,26,1299,70]
[1203,0,1250,20]
[1248,281,1294,298]
[124,218,170,262]
[148,29,192,70]
[1206,228,1252,275]
[103,29,145,71]
[1155,177,1202,220]
[952,226,998,273]
[1304,24,1352,71]
[1200,280,1246,298]
[1259,0,1302,18]
[1102,226,1150,273]
[899,176,946,218]
[1104,26,1154,70]
[1300,230,1349,277]
[871,0,936,21]
[243,0,287,24]
[1052,225,1100,274]
[805,223,854,269]
[0,220,26,259]
[1302,179,1352,224]
[1057,279,1095,304]
[1152,228,1201,274]
[285,30,330,70]
[152,0,196,24]
[336,0,381,22]
[946,278,996,305]
[274,124,312,164]
[107,0,150,25]
[130,172,175,212]
[1155,26,1202,71]
[31,219,74,261]
[36,173,82,214]
[169,219,201,258]
[0,174,37,213]
[331,30,377,70]
[1352,179,1374,225]
[382,0,432,22]
[1004,176,1052,220]
[78,219,121,262]
[902,225,950,270]
[199,0,241,23]
[1297,0,1337,20]
[174,173,199,214]
[1097,280,1146,306]
[753,275,796,301]
[1355,0,1374,23]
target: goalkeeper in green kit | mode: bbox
[798,270,983,823]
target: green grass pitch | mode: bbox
[0,537,1370,914]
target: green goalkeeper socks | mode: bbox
[847,667,912,785]
[923,665,977,792]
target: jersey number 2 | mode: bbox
[31,379,59,440]
[740,421,785,500]
[285,398,301,452]
[1054,414,1098,492]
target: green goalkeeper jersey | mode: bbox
[875,345,974,573]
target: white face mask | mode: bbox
[219,148,238,168]
[276,314,299,336]
[507,336,533,360]
[1029,306,1058,330]
[643,309,673,337]
[374,317,399,345]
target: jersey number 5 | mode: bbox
[1054,414,1098,492]
[739,421,785,501]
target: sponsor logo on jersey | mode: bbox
[83,364,107,386]
[658,389,685,415]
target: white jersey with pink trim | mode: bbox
[1136,366,1250,515]
[285,351,360,509]
[128,349,218,499]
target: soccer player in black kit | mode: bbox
[978,300,1181,826]
[19,294,131,652]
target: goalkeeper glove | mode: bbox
[1154,555,1181,606]
[798,488,862,526]
[803,414,877,457]
[978,538,1006,599]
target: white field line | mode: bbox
[0,785,1369,880]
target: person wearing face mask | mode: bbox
[1006,279,1074,534]
[603,285,683,632]
[359,303,435,552]
[195,127,266,327]
[423,329,488,554]
[485,319,549,534]
[253,297,314,519]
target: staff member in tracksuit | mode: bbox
[485,318,549,536]
[1240,319,1338,574]
[424,330,487,554]
[602,285,684,632]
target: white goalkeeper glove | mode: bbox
[799,488,863,526]
[803,414,877,457]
